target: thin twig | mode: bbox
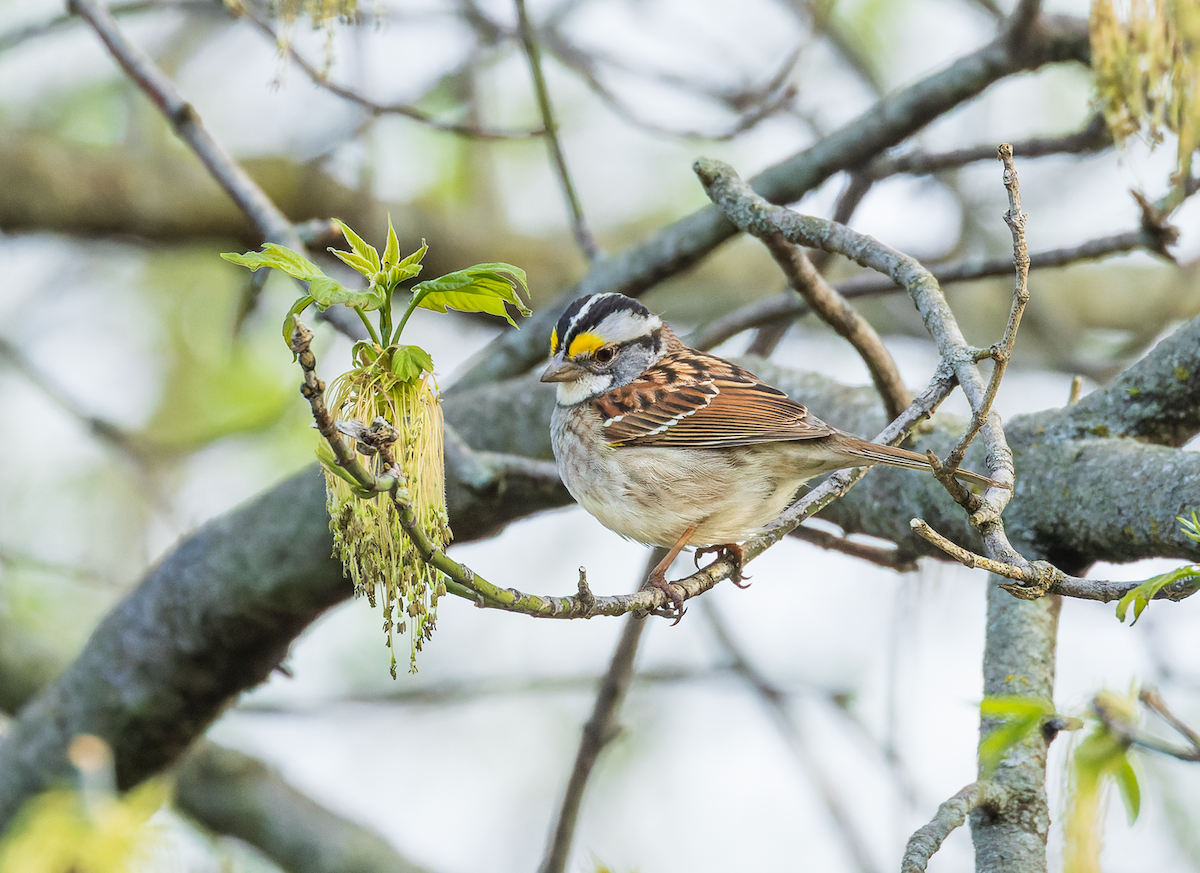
[235,4,541,140]
[514,0,599,260]
[869,114,1111,180]
[942,144,1030,476]
[541,27,799,141]
[908,518,1200,604]
[700,601,881,873]
[746,170,873,357]
[900,782,1008,873]
[69,0,364,339]
[789,525,919,573]
[759,231,911,420]
[537,552,660,873]
[689,226,1162,351]
[1136,687,1200,761]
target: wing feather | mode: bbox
[597,353,835,448]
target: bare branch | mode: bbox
[515,0,599,260]
[870,114,1111,179]
[700,601,881,873]
[537,553,658,873]
[901,782,1008,873]
[451,16,1092,391]
[909,518,1200,604]
[789,525,919,573]
[69,0,365,339]
[941,144,1030,477]
[234,3,542,140]
[758,230,911,419]
[1136,687,1200,762]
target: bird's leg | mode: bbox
[694,543,750,588]
[645,525,696,624]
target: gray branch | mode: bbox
[1,315,1196,830]
[451,15,1091,391]
[902,782,1008,873]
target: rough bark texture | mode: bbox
[0,470,347,827]
[970,584,1062,873]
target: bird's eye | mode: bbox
[594,346,615,364]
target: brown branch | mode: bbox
[1135,687,1200,762]
[909,518,1200,604]
[760,231,911,420]
[539,27,800,141]
[789,525,919,573]
[688,226,1158,351]
[537,553,659,873]
[941,144,1029,478]
[69,0,365,339]
[901,782,1009,873]
[869,114,1111,179]
[746,169,873,357]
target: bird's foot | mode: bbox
[645,567,687,625]
[694,543,750,588]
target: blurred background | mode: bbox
[1,0,1198,870]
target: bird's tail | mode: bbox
[847,441,1007,490]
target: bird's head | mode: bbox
[540,293,666,404]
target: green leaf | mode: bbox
[328,247,377,277]
[221,245,324,282]
[332,219,381,274]
[1179,509,1200,543]
[390,344,434,382]
[281,296,315,348]
[307,276,385,311]
[410,262,531,326]
[1116,564,1200,624]
[382,215,400,269]
[387,240,429,287]
[978,695,1057,777]
[1115,755,1140,822]
[352,341,381,366]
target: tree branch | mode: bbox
[233,2,541,140]
[537,553,659,873]
[451,15,1091,390]
[175,743,436,873]
[901,781,1008,873]
[69,0,364,338]
[758,232,911,420]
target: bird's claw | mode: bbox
[694,543,750,588]
[646,572,687,625]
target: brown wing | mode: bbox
[596,352,835,448]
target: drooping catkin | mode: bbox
[324,356,451,676]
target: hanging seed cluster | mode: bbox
[325,355,451,676]
[1091,0,1200,181]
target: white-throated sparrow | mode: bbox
[541,292,1000,614]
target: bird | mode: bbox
[541,292,1002,618]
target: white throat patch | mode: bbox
[556,371,614,406]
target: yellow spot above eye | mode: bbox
[550,328,559,355]
[567,331,605,358]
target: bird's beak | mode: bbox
[540,353,582,383]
